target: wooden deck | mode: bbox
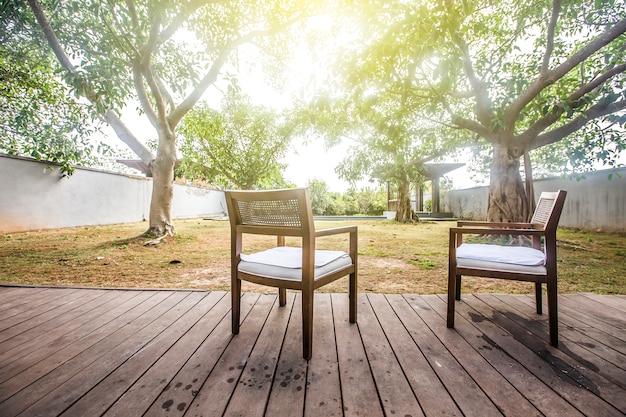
[0,286,624,417]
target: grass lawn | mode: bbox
[1,219,625,294]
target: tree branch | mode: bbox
[541,0,561,74]
[140,17,169,127]
[451,115,495,140]
[169,29,275,126]
[518,62,626,143]
[132,61,159,128]
[125,0,139,29]
[531,99,626,149]
[28,0,155,165]
[105,110,156,163]
[449,30,492,128]
[158,0,213,44]
[27,0,74,70]
[503,16,626,128]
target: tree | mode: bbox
[177,87,291,190]
[434,0,626,221]
[308,0,626,222]
[16,0,324,236]
[307,179,332,215]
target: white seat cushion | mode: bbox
[456,243,547,275]
[239,246,352,281]
[456,243,546,266]
[456,257,547,275]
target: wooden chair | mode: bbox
[447,190,567,346]
[224,188,358,360]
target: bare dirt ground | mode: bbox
[1,219,624,294]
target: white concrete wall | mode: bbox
[0,154,226,233]
[442,168,626,233]
[3,154,624,233]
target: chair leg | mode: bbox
[349,271,357,323]
[447,270,456,328]
[302,288,314,360]
[279,288,287,306]
[547,279,558,347]
[535,282,543,315]
[455,275,462,301]
[232,278,241,335]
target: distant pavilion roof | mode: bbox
[116,159,152,177]
[420,163,465,179]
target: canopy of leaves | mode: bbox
[177,87,291,190]
[0,2,107,175]
[306,0,625,184]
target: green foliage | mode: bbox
[307,179,387,216]
[177,87,291,190]
[0,1,113,175]
[305,0,625,187]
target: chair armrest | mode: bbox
[315,226,358,237]
[450,226,544,237]
[449,226,545,251]
[315,226,358,262]
[456,221,535,229]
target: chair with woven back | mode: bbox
[447,190,567,347]
[224,187,358,360]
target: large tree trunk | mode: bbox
[487,144,529,222]
[147,127,177,237]
[395,176,417,222]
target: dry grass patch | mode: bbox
[1,219,624,294]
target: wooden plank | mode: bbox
[453,294,626,417]
[380,294,462,417]
[265,293,308,417]
[0,288,87,340]
[185,293,277,417]
[521,293,626,347]
[0,293,152,386]
[358,294,424,417]
[579,293,626,314]
[303,293,343,417]
[478,294,626,397]
[425,294,585,417]
[514,295,626,356]
[223,292,295,417]
[139,292,260,417]
[62,291,228,417]
[560,294,626,330]
[0,287,65,313]
[0,288,109,352]
[332,293,384,417]
[0,289,139,371]
[494,294,626,375]
[0,288,93,331]
[0,290,191,415]
[13,291,208,417]
[401,294,503,417]
[414,294,536,417]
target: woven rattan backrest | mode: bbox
[237,198,302,227]
[225,188,313,235]
[530,190,567,231]
[531,196,555,227]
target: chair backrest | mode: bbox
[530,190,567,233]
[224,188,314,237]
